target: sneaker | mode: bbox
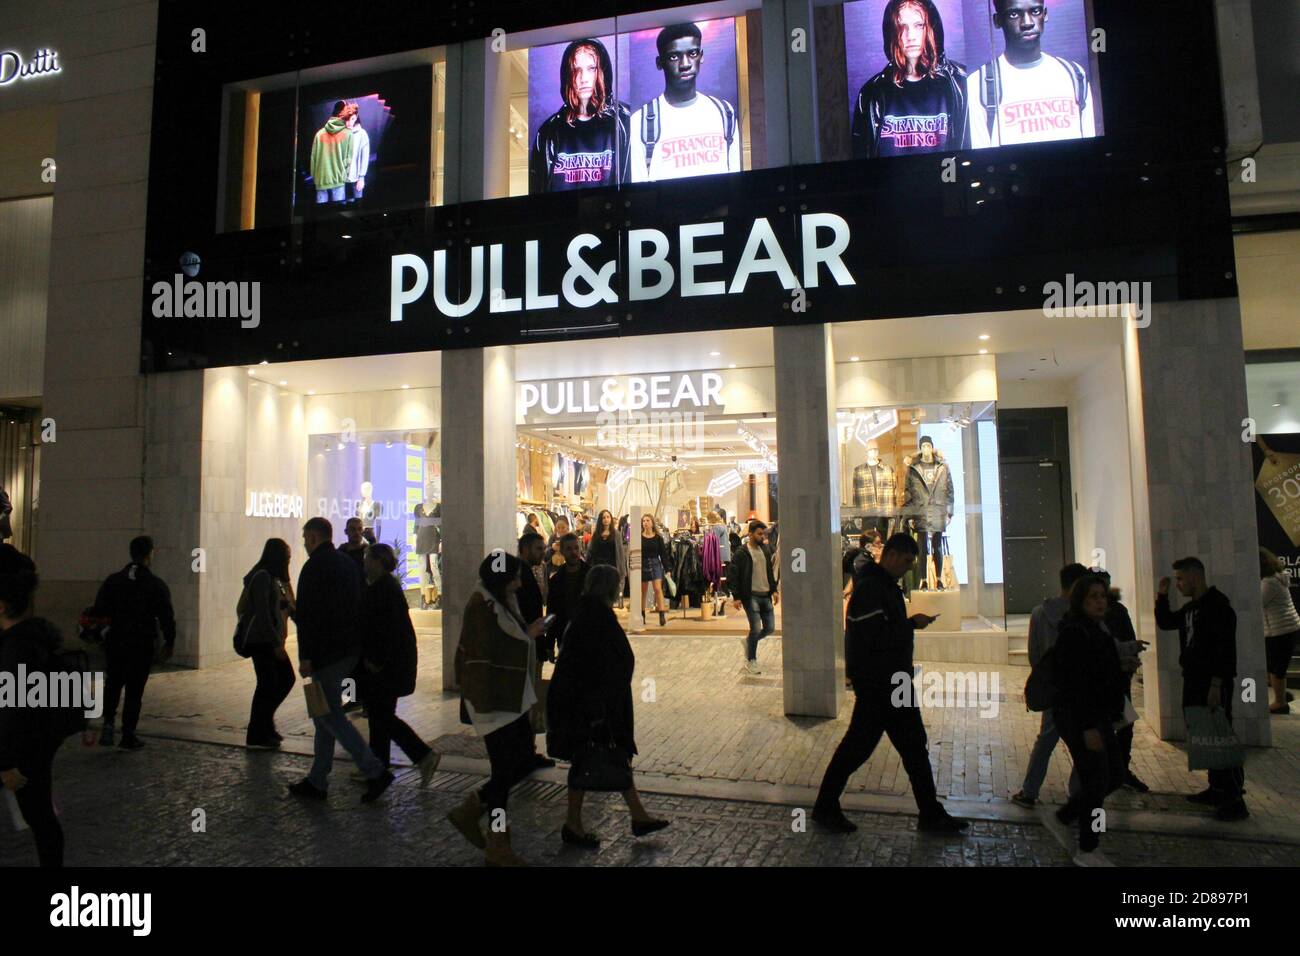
[529,754,557,770]
[1214,800,1249,822]
[99,724,115,747]
[416,752,441,788]
[288,779,328,801]
[1073,848,1115,867]
[1010,791,1037,809]
[1186,787,1224,806]
[361,770,395,804]
[811,806,858,833]
[118,735,145,751]
[1122,772,1150,793]
[744,660,761,675]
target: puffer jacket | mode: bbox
[903,457,955,530]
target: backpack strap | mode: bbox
[705,94,737,162]
[641,97,660,173]
[979,62,1000,141]
[1050,55,1089,113]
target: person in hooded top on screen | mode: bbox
[530,38,631,193]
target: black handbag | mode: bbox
[570,722,632,792]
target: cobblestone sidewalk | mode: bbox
[4,738,1296,867]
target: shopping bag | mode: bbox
[302,679,330,719]
[662,571,677,598]
[1184,705,1245,771]
[570,726,633,792]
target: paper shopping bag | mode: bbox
[1184,705,1245,771]
[302,679,330,719]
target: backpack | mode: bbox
[232,614,255,658]
[1023,644,1056,712]
[641,94,737,175]
[979,55,1088,142]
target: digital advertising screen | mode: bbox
[293,65,433,218]
[527,18,742,194]
[844,0,1102,158]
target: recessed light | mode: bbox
[336,442,344,451]
[401,384,411,389]
[961,160,972,167]
[728,363,737,369]
[979,349,988,355]
[978,334,990,341]
[278,380,287,386]
[307,390,316,396]
[247,369,256,376]
[850,356,860,362]
[1274,403,1282,408]
[341,234,352,239]
[970,181,982,188]
[709,351,720,357]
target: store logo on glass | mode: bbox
[390,213,855,321]
[0,48,60,86]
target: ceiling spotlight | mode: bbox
[979,334,990,341]
[709,351,720,357]
[970,181,982,188]
[336,442,344,451]
[850,356,860,362]
[728,363,736,369]
[979,349,988,355]
[961,160,972,167]
[278,380,287,386]
[401,384,411,389]
[247,369,256,376]
[341,234,352,239]
[307,390,316,396]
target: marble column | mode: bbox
[774,323,843,717]
[439,346,518,689]
[1125,298,1270,746]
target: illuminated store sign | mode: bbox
[0,48,60,86]
[520,371,723,420]
[391,213,855,322]
[245,491,304,519]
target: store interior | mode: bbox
[227,307,1141,657]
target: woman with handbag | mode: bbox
[546,563,669,848]
[1051,574,1128,867]
[447,551,547,866]
[359,544,439,785]
[240,539,296,749]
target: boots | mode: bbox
[446,792,487,849]
[484,828,528,867]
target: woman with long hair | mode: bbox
[1260,548,1300,714]
[640,514,669,627]
[240,538,296,748]
[586,509,626,606]
[447,551,547,866]
[359,544,439,784]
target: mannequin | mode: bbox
[357,481,380,534]
[414,498,442,609]
[903,436,954,590]
[852,440,898,538]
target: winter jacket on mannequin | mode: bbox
[903,454,954,531]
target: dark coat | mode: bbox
[518,561,545,624]
[1156,586,1238,706]
[0,618,64,772]
[546,597,637,762]
[295,542,363,669]
[1052,612,1127,734]
[360,573,419,698]
[546,560,589,659]
[95,562,176,651]
[844,560,914,687]
[728,542,777,602]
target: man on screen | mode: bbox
[851,0,969,159]
[967,0,1095,148]
[629,22,742,183]
[310,100,356,205]
[343,101,370,205]
[529,38,631,193]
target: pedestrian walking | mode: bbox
[1096,569,1149,792]
[340,517,369,573]
[546,563,669,848]
[1260,548,1300,714]
[813,533,967,834]
[447,551,548,866]
[95,536,176,750]
[0,546,91,867]
[1011,562,1089,808]
[359,543,440,785]
[517,531,556,770]
[239,538,296,748]
[730,520,779,673]
[1051,574,1128,866]
[639,514,670,628]
[546,533,588,659]
[287,517,394,804]
[1156,556,1248,821]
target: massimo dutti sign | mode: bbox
[0,48,60,87]
[390,213,855,322]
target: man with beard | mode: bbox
[530,38,630,193]
[629,22,741,182]
[967,0,1094,148]
[851,0,968,158]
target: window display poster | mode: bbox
[368,441,426,589]
[294,66,432,217]
[527,35,632,193]
[844,0,1100,159]
[1254,434,1300,603]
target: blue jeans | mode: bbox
[744,594,775,661]
[315,185,345,204]
[307,654,384,790]
[1020,708,1061,800]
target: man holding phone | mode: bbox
[813,533,967,834]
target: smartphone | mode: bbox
[542,614,557,630]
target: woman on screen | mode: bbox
[850,0,969,159]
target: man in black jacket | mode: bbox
[1156,556,1246,821]
[289,517,393,803]
[95,536,176,750]
[516,530,556,770]
[813,533,967,834]
[546,533,588,660]
[729,521,779,674]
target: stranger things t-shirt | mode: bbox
[629,94,742,183]
[543,113,620,191]
[967,53,1096,148]
[875,75,956,157]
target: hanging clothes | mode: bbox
[701,532,723,591]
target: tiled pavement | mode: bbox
[4,736,1298,867]
[114,627,1300,845]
